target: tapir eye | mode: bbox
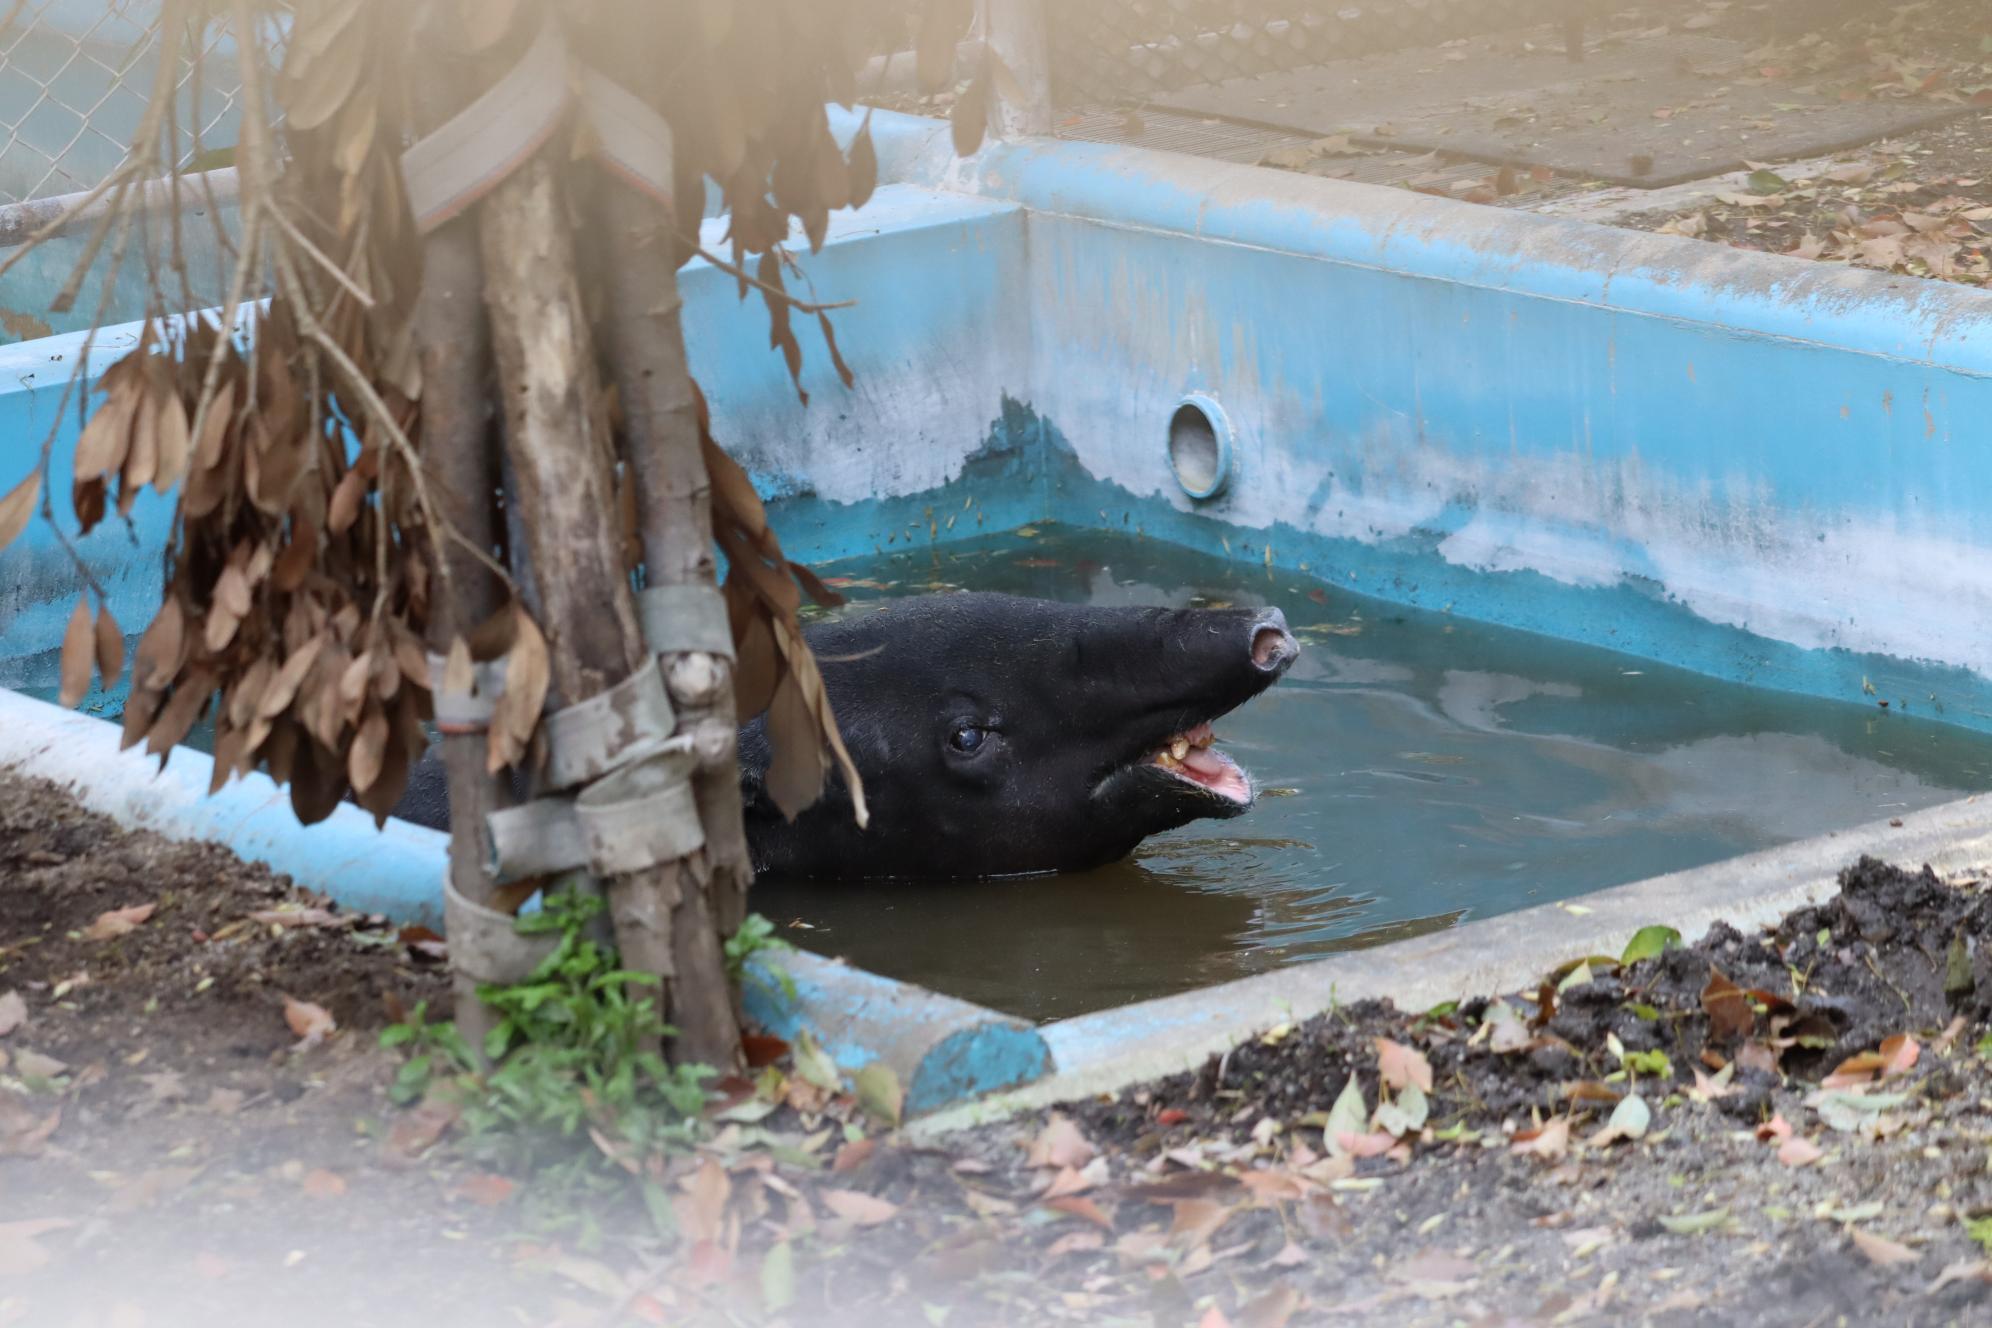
[948,724,986,754]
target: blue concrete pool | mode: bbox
[5,103,1992,1106]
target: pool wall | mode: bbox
[5,106,1992,1116]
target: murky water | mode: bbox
[12,523,1992,1024]
[751,524,1992,1022]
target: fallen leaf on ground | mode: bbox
[1375,1037,1433,1092]
[822,1189,898,1226]
[1778,1136,1824,1167]
[248,906,343,929]
[1322,1075,1368,1157]
[833,1138,875,1173]
[854,1062,904,1128]
[1689,1065,1738,1102]
[1486,999,1532,1053]
[1045,1231,1104,1258]
[1930,1260,1992,1292]
[283,995,335,1045]
[385,1097,459,1161]
[13,1048,66,1080]
[1851,1226,1920,1268]
[1511,1117,1570,1160]
[1044,1194,1114,1229]
[1042,1164,1096,1199]
[1386,1250,1479,1298]
[82,903,156,940]
[678,1159,732,1244]
[1757,1112,1793,1142]
[1239,1169,1307,1204]
[1169,1197,1236,1248]
[1658,1208,1730,1236]
[1879,1033,1920,1077]
[1026,1114,1095,1170]
[0,991,25,1036]
[1590,1094,1651,1146]
[1701,968,1753,1042]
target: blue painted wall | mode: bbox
[6,107,1992,745]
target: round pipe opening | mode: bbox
[1168,394,1233,501]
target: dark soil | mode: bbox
[7,769,1992,1328]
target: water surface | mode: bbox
[752,524,1992,1021]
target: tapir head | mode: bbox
[739,592,1299,880]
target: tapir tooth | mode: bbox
[1170,738,1190,760]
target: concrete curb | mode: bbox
[743,950,1052,1116]
[0,690,1053,1115]
[0,688,453,927]
[910,791,1992,1137]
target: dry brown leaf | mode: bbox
[59,597,94,706]
[154,391,191,491]
[93,603,125,691]
[283,995,335,1045]
[1511,1117,1571,1161]
[385,1097,459,1161]
[1851,1226,1920,1268]
[193,378,235,470]
[1700,967,1753,1043]
[821,1188,898,1226]
[0,991,26,1037]
[487,604,549,774]
[1026,1114,1096,1170]
[1777,1136,1823,1167]
[1043,1194,1114,1230]
[0,470,36,552]
[1169,1197,1235,1248]
[1375,1037,1433,1093]
[133,598,186,690]
[82,903,156,941]
[348,704,388,793]
[1041,1165,1094,1200]
[73,378,138,480]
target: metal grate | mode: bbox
[1047,0,1602,108]
[0,0,251,207]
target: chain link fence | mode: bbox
[1047,0,1602,106]
[0,0,250,207]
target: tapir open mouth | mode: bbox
[1147,719,1252,806]
[1089,607,1295,822]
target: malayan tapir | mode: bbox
[389,592,1299,880]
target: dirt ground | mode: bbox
[882,0,1992,290]
[8,768,1992,1328]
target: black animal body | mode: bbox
[391,592,1299,881]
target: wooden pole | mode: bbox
[476,148,742,1072]
[597,180,753,1047]
[408,49,509,1058]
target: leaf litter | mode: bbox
[10,770,1992,1325]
